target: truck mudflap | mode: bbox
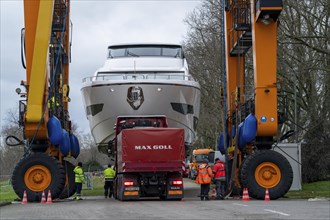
[165,173,184,200]
[116,173,140,201]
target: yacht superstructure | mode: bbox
[81,43,201,155]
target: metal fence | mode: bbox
[83,172,93,190]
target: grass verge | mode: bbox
[0,180,19,203]
[286,181,330,199]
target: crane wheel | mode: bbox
[12,153,66,202]
[239,150,293,200]
[58,160,76,199]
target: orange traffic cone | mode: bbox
[264,188,270,201]
[40,191,46,204]
[46,190,53,204]
[242,188,250,201]
[21,190,28,204]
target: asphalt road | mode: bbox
[0,179,329,220]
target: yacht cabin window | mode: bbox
[108,45,183,58]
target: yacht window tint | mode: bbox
[108,45,183,58]
[86,104,104,116]
[193,116,199,131]
[171,102,194,115]
[128,47,161,56]
[109,48,126,58]
[163,48,182,57]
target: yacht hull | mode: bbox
[81,80,200,153]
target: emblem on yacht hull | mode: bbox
[127,86,144,110]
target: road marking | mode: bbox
[232,203,248,207]
[264,209,290,216]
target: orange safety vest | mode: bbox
[195,163,213,184]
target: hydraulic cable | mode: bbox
[228,0,244,192]
[48,4,69,100]
[21,28,26,69]
[5,135,30,157]
[272,130,302,166]
[221,0,230,190]
[5,135,24,146]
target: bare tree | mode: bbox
[277,0,330,182]
[0,108,24,176]
[75,132,109,170]
[183,0,224,148]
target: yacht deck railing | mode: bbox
[82,73,195,83]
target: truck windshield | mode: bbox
[195,154,209,163]
[108,45,183,58]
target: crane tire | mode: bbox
[239,150,293,200]
[238,157,246,193]
[12,153,66,202]
[58,160,76,199]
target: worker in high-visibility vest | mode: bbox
[195,159,213,201]
[103,164,116,199]
[73,162,85,200]
[47,96,60,108]
[213,158,226,200]
[47,96,60,112]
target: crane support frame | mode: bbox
[23,0,71,139]
[224,0,283,140]
[24,0,55,138]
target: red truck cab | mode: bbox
[113,116,185,200]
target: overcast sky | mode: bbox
[0,0,201,134]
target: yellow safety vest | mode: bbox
[47,96,60,109]
[103,167,116,180]
[73,166,84,183]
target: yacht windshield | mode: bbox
[108,45,183,58]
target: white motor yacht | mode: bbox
[81,43,201,156]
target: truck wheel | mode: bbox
[239,150,293,200]
[115,175,123,200]
[59,160,76,199]
[114,179,118,199]
[12,153,66,202]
